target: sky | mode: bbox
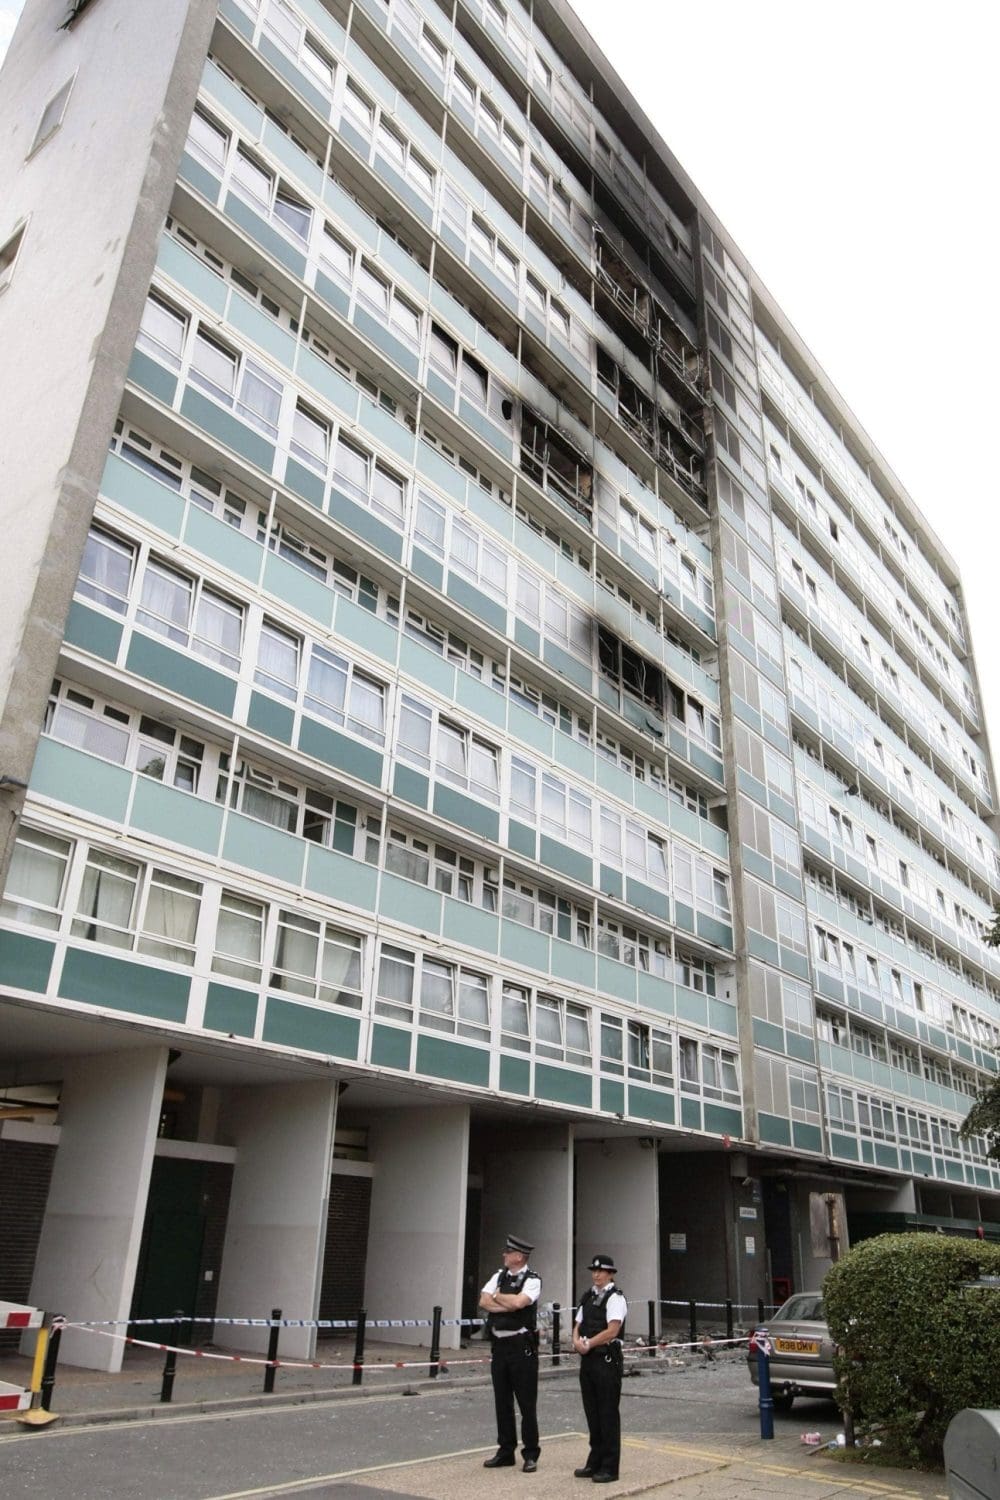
[2,0,998,768]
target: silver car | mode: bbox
[747,1293,836,1410]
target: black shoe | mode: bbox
[522,1458,538,1472]
[574,1467,594,1478]
[483,1453,516,1468]
[591,1475,618,1484]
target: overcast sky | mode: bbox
[2,0,998,770]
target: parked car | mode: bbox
[747,1292,837,1410]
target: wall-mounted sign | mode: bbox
[668,1233,687,1252]
[739,1207,757,1220]
[744,1235,756,1256]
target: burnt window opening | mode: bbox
[520,407,593,522]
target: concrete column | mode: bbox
[575,1138,659,1308]
[27,1046,168,1371]
[480,1124,573,1310]
[364,1104,470,1350]
[216,1079,338,1359]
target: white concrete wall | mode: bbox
[575,1138,659,1312]
[215,1080,338,1359]
[0,0,215,868]
[364,1105,470,1350]
[27,1046,168,1371]
[480,1124,573,1310]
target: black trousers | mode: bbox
[490,1335,539,1458]
[579,1347,622,1476]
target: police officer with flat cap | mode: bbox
[572,1254,627,1483]
[479,1233,542,1472]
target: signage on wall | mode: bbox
[744,1235,756,1256]
[668,1233,687,1252]
[739,1206,757,1220]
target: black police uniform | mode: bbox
[483,1261,541,1464]
[576,1280,627,1480]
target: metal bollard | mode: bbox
[552,1303,561,1367]
[725,1300,733,1342]
[263,1307,282,1394]
[39,1316,65,1413]
[352,1308,366,1387]
[756,1328,774,1440]
[647,1299,656,1357]
[688,1300,697,1348]
[160,1311,185,1404]
[429,1305,442,1379]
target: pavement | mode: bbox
[0,1337,950,1499]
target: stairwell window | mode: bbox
[77,526,135,614]
[186,105,229,173]
[30,75,75,157]
[1,828,72,931]
[137,291,187,369]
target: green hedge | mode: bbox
[824,1233,1000,1465]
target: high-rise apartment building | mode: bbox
[1,0,997,1371]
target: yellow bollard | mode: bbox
[17,1324,58,1428]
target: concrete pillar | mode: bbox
[575,1138,659,1308]
[216,1079,338,1359]
[480,1124,573,1310]
[364,1104,469,1350]
[27,1047,168,1371]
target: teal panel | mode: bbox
[0,931,54,993]
[410,545,443,590]
[223,812,304,884]
[296,347,358,418]
[262,996,359,1058]
[284,456,326,508]
[354,306,419,380]
[156,232,227,313]
[313,271,350,321]
[304,844,377,910]
[747,930,780,966]
[542,640,591,690]
[514,620,541,655]
[247,690,294,744]
[507,819,536,858]
[454,671,506,728]
[629,1085,675,1125]
[792,1122,823,1154]
[393,763,429,808]
[60,947,189,1022]
[63,601,122,662]
[759,1113,793,1147]
[333,597,399,664]
[830,1132,860,1162]
[370,1023,411,1070]
[203,982,258,1037]
[445,574,506,633]
[637,973,675,1015]
[697,915,733,949]
[535,1063,591,1107]
[675,987,709,1028]
[263,551,335,626]
[126,632,237,715]
[416,1034,490,1087]
[874,1143,899,1170]
[130,777,224,856]
[100,452,184,535]
[597,956,636,1004]
[539,836,591,885]
[500,921,549,971]
[709,998,738,1036]
[600,1079,625,1114]
[549,939,595,987]
[399,635,455,697]
[380,872,442,933]
[177,151,223,203]
[680,1096,701,1130]
[180,385,275,472]
[753,1019,785,1052]
[704,1104,742,1136]
[228,291,296,368]
[183,505,262,582]
[442,899,499,954]
[432,784,499,841]
[299,716,384,787]
[625,878,668,922]
[29,739,131,822]
[223,192,307,277]
[599,865,623,900]
[127,349,177,405]
[508,703,553,756]
[786,1032,816,1063]
[500,1054,530,1096]
[328,488,404,562]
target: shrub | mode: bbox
[824,1232,1000,1466]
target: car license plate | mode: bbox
[773,1337,820,1354]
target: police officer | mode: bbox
[479,1233,542,1473]
[572,1254,627,1483]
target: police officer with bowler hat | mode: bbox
[479,1233,542,1472]
[572,1253,627,1483]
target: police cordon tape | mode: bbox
[64,1321,750,1373]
